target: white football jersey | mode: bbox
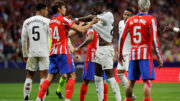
[118,20,131,56]
[92,12,114,43]
[21,15,50,57]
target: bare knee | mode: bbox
[105,69,114,78]
[61,74,67,79]
[118,70,125,74]
[67,72,76,80]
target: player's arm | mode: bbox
[151,18,163,68]
[75,32,94,52]
[71,17,99,33]
[21,22,28,62]
[118,21,129,65]
[68,22,85,37]
[163,26,180,33]
[75,14,96,22]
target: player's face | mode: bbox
[60,5,66,16]
[123,10,132,22]
[42,7,48,17]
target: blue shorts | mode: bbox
[82,62,107,80]
[128,60,155,80]
[48,54,75,74]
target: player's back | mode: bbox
[49,15,74,55]
[86,28,98,62]
[23,15,50,57]
[126,14,157,60]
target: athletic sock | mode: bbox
[124,98,132,101]
[24,78,32,99]
[94,75,104,101]
[118,73,128,88]
[80,83,88,101]
[40,78,46,100]
[37,79,50,100]
[57,77,66,93]
[108,77,121,101]
[104,83,108,101]
[65,79,75,99]
[144,98,151,101]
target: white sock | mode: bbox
[40,78,46,101]
[24,78,32,99]
[108,77,121,101]
[65,99,71,101]
[94,75,104,101]
[118,73,128,88]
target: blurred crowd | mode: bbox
[0,0,180,63]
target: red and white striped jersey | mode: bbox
[85,28,98,62]
[119,13,162,60]
[49,14,74,56]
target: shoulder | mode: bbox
[87,28,94,33]
[119,20,124,25]
[62,17,73,25]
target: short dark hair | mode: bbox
[51,0,66,14]
[36,2,47,11]
[93,1,104,8]
[125,8,134,14]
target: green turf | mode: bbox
[0,83,179,101]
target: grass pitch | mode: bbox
[0,83,179,101]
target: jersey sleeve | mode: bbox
[87,28,94,36]
[63,17,75,28]
[97,12,113,25]
[119,20,129,57]
[21,22,28,57]
[151,18,162,59]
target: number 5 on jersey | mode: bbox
[133,26,142,44]
[50,26,60,41]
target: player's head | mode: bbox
[36,2,48,17]
[138,0,150,12]
[92,1,104,15]
[51,0,66,16]
[123,8,134,22]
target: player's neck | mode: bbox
[139,11,148,14]
[36,12,42,16]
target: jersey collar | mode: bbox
[53,14,61,17]
[137,13,148,16]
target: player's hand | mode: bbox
[163,26,173,32]
[79,21,85,26]
[91,17,99,24]
[23,57,27,62]
[118,56,125,66]
[157,58,163,69]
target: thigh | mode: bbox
[104,69,114,79]
[128,60,140,80]
[39,57,49,71]
[139,60,155,80]
[58,54,75,75]
[48,55,59,74]
[26,57,38,71]
[124,54,130,71]
[94,63,103,76]
[83,62,95,81]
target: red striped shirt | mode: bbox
[120,14,162,60]
[49,15,74,56]
[85,28,98,62]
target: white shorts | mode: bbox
[117,54,130,71]
[26,57,49,71]
[95,45,114,70]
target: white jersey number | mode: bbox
[50,26,60,41]
[32,26,40,41]
[133,26,142,43]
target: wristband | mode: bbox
[75,18,79,22]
